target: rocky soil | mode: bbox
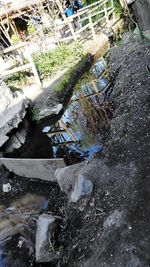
[0,32,150,267]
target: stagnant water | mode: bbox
[0,57,114,266]
[40,57,113,164]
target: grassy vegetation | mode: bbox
[5,72,28,91]
[53,53,88,93]
[33,43,85,81]
[5,43,85,90]
[113,0,122,17]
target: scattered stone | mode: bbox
[2,183,11,193]
[36,214,57,263]
[70,174,93,202]
[55,163,93,202]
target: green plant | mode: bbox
[11,34,20,45]
[30,107,40,121]
[27,23,36,36]
[113,0,122,17]
[54,70,72,93]
[33,43,84,80]
[5,72,28,87]
[53,53,88,94]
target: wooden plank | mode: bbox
[75,23,90,35]
[104,3,109,24]
[68,22,77,41]
[4,42,27,53]
[2,63,31,76]
[88,12,96,40]
[79,0,107,12]
[24,45,41,86]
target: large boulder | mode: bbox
[55,161,94,202]
[0,79,29,147]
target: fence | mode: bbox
[55,0,115,42]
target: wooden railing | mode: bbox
[2,42,41,86]
[55,0,115,42]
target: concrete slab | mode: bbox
[0,158,65,182]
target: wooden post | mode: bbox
[24,44,41,87]
[104,3,109,25]
[68,21,77,41]
[88,12,96,40]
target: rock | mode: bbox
[36,214,56,263]
[2,183,11,193]
[38,104,63,120]
[0,158,65,182]
[0,79,29,147]
[55,162,94,202]
[55,159,136,202]
[70,174,93,202]
[3,119,29,153]
[103,210,124,230]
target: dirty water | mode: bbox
[42,57,113,164]
[0,58,114,266]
